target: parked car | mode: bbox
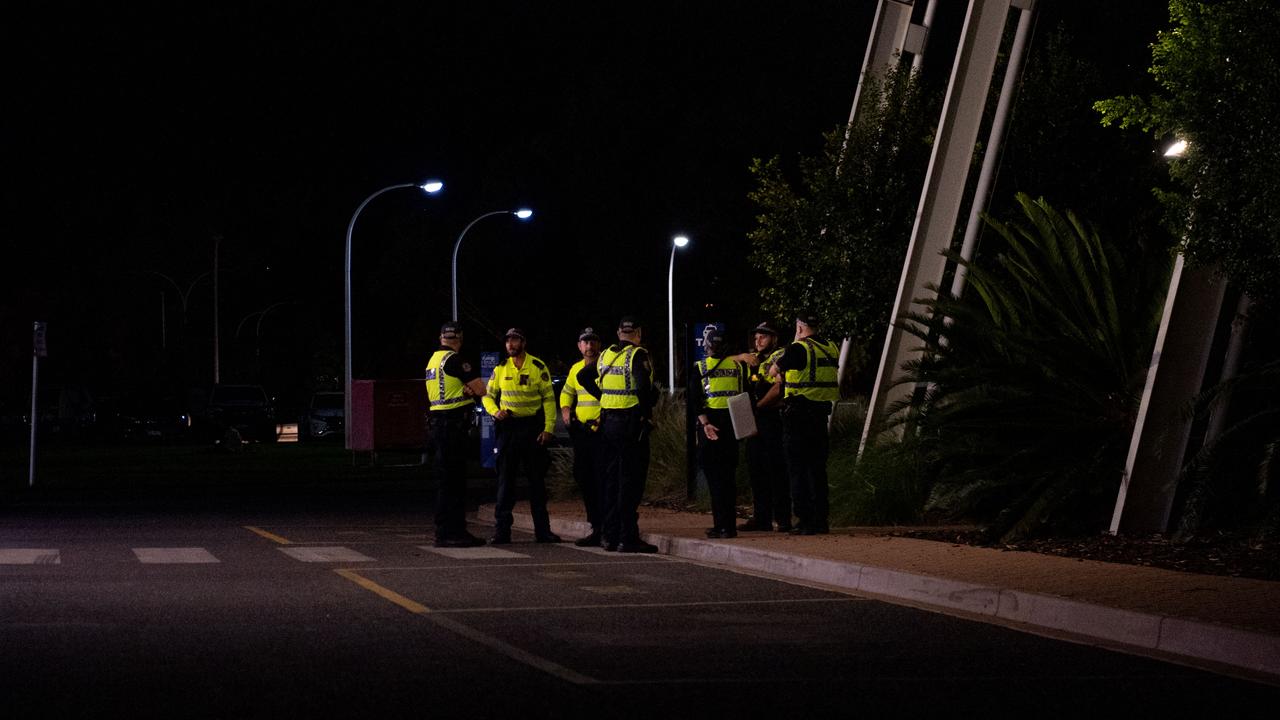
[192,384,277,443]
[302,391,344,441]
[95,393,190,441]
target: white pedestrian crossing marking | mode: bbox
[279,546,374,563]
[0,549,60,565]
[133,547,220,564]
[422,546,530,560]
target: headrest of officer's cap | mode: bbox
[706,329,726,345]
[440,321,463,336]
[618,315,642,333]
[578,327,600,341]
[752,322,778,336]
[796,311,820,328]
[504,327,526,340]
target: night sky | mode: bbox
[3,1,1171,414]
[3,1,883,409]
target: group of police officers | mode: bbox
[424,312,839,550]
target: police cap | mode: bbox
[440,321,464,338]
[618,316,643,333]
[578,327,600,341]
[796,311,821,329]
[504,327,527,341]
[752,322,778,337]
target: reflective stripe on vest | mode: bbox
[426,350,471,411]
[784,338,839,402]
[750,347,786,385]
[599,344,646,409]
[487,355,552,416]
[561,359,602,423]
[696,357,745,410]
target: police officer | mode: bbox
[770,313,839,535]
[587,316,658,553]
[426,321,487,548]
[694,328,749,539]
[739,321,791,532]
[560,327,605,546]
[482,328,562,544]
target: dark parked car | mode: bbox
[302,391,344,441]
[96,394,190,441]
[192,384,277,443]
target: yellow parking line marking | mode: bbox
[333,569,599,685]
[334,569,431,614]
[243,526,293,545]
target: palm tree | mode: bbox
[885,194,1170,541]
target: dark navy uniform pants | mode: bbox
[428,407,471,540]
[493,414,552,535]
[782,400,831,531]
[599,408,650,544]
[569,420,603,532]
[747,408,790,528]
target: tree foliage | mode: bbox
[746,64,938,342]
[892,194,1171,541]
[1094,0,1280,306]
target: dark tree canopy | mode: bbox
[1096,0,1280,306]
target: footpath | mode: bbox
[476,500,1280,684]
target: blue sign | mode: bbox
[479,352,500,468]
[693,322,725,360]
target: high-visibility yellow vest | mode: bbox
[481,353,556,433]
[560,359,601,423]
[695,356,747,410]
[783,338,839,402]
[750,347,786,386]
[598,343,652,410]
[425,350,472,411]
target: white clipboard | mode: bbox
[726,392,757,439]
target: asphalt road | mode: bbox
[2,491,1277,718]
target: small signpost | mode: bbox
[479,351,499,469]
[30,321,47,488]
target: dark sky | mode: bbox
[2,1,1174,410]
[2,1,881,403]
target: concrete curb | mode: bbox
[482,505,1280,680]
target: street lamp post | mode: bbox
[213,234,222,384]
[344,180,444,450]
[450,208,533,321]
[667,235,690,395]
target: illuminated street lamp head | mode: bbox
[419,180,445,194]
[514,208,533,220]
[1163,139,1187,158]
[673,235,690,248]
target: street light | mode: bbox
[450,208,534,321]
[344,180,444,449]
[668,234,690,395]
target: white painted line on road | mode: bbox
[435,597,856,615]
[537,570,589,579]
[0,549,60,565]
[421,546,530,560]
[580,585,645,595]
[279,546,374,563]
[133,547,220,564]
[357,560,668,572]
